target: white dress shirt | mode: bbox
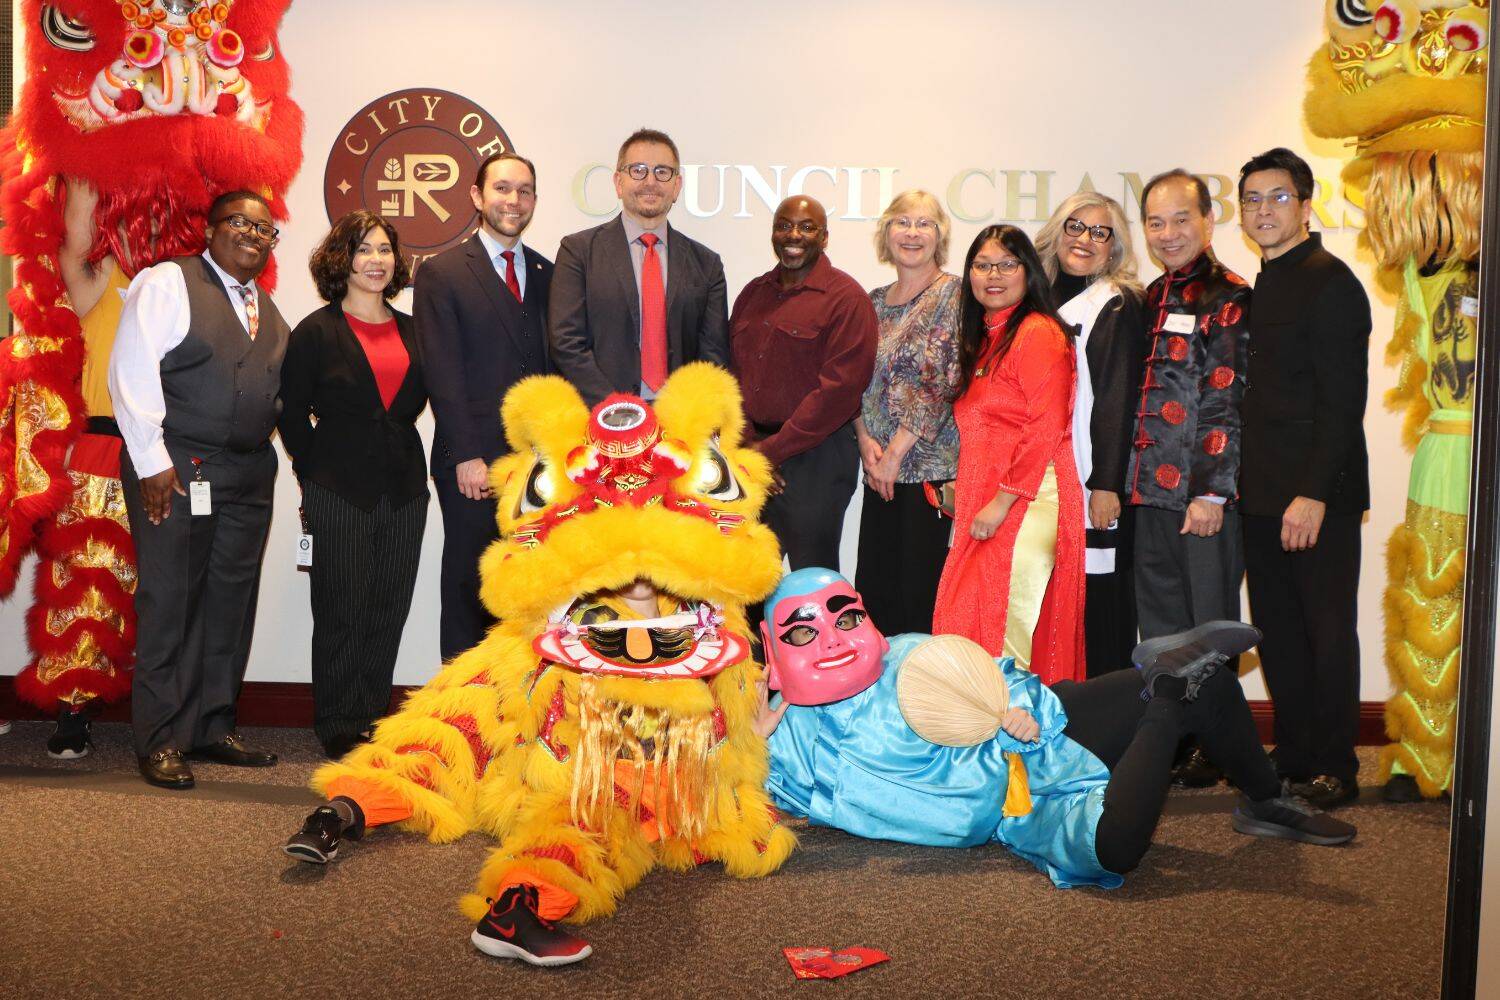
[475,227,528,300]
[108,251,258,478]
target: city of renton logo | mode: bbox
[323,89,514,271]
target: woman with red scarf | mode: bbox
[932,225,1085,684]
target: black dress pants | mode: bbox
[123,445,275,756]
[1243,512,1362,783]
[855,482,951,636]
[434,471,499,662]
[302,483,428,747]
[1134,504,1244,638]
[1085,507,1139,678]
[762,423,859,572]
[1052,664,1281,875]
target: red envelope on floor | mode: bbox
[783,946,890,979]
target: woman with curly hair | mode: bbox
[278,211,428,758]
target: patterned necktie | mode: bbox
[638,232,667,392]
[236,284,259,340]
[499,249,522,302]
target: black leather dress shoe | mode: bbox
[189,733,278,767]
[139,748,195,789]
[1290,774,1359,809]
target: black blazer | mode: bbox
[414,235,553,472]
[278,303,428,510]
[1240,234,1372,516]
[548,216,728,406]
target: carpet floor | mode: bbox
[0,722,1449,999]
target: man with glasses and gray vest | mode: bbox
[110,190,290,789]
[548,128,728,407]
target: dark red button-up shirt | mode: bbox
[728,254,877,466]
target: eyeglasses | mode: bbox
[890,216,938,233]
[1240,191,1297,209]
[213,213,280,242]
[970,259,1023,277]
[1063,217,1114,243]
[621,162,678,182]
[773,219,823,237]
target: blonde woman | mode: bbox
[1035,192,1148,675]
[854,191,962,634]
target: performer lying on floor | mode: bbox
[757,568,1355,888]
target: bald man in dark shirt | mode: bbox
[730,196,877,571]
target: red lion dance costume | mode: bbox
[0,0,301,742]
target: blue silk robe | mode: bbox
[765,633,1121,889]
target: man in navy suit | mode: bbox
[548,129,728,407]
[415,151,553,660]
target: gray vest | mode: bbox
[159,255,289,455]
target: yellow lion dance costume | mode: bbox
[1305,0,1486,799]
[305,363,794,959]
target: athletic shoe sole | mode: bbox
[282,841,336,864]
[0,721,11,735]
[470,929,592,966]
[1132,621,1262,671]
[1230,808,1355,846]
[48,744,91,760]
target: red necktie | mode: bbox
[639,232,667,392]
[500,249,522,302]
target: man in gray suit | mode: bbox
[110,191,289,789]
[548,129,728,406]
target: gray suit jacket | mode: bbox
[547,215,729,406]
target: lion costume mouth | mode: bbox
[534,593,749,680]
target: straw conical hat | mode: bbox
[896,634,1011,747]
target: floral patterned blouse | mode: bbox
[859,272,963,483]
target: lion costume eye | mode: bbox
[41,5,94,51]
[250,41,276,61]
[1335,0,1373,26]
[519,460,554,515]
[693,436,744,502]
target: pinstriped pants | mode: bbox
[301,482,428,747]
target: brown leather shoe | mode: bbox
[188,732,278,767]
[139,748,195,789]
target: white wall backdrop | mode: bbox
[2,0,1409,700]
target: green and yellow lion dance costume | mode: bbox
[312,363,795,922]
[1305,0,1486,798]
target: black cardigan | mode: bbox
[278,302,429,510]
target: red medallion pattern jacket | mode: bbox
[1126,250,1250,511]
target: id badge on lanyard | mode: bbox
[189,458,211,516]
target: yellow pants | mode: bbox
[1003,466,1059,669]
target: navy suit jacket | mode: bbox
[414,235,553,472]
[547,215,728,406]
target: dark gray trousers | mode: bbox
[301,483,427,747]
[122,445,275,756]
[1133,504,1244,639]
[762,422,859,572]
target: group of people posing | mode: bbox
[46,127,1367,805]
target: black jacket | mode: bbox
[548,216,728,407]
[414,236,553,472]
[1240,233,1371,516]
[278,303,428,510]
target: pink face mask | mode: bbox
[760,582,889,706]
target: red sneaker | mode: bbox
[470,884,592,966]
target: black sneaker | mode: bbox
[1132,621,1261,701]
[1232,785,1357,846]
[283,804,360,864]
[1383,773,1424,803]
[471,884,592,966]
[47,707,93,760]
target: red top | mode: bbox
[932,310,1085,684]
[345,313,408,410]
[728,255,878,466]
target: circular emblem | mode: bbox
[1182,281,1203,304]
[1217,302,1243,327]
[324,89,515,268]
[1161,401,1187,425]
[1154,464,1182,490]
[1208,366,1236,389]
[1203,430,1229,456]
[1166,336,1189,361]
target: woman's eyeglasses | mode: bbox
[970,259,1023,277]
[1063,217,1114,243]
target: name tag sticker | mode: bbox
[1163,313,1196,334]
[295,533,313,569]
[1462,296,1479,318]
[189,480,212,516]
